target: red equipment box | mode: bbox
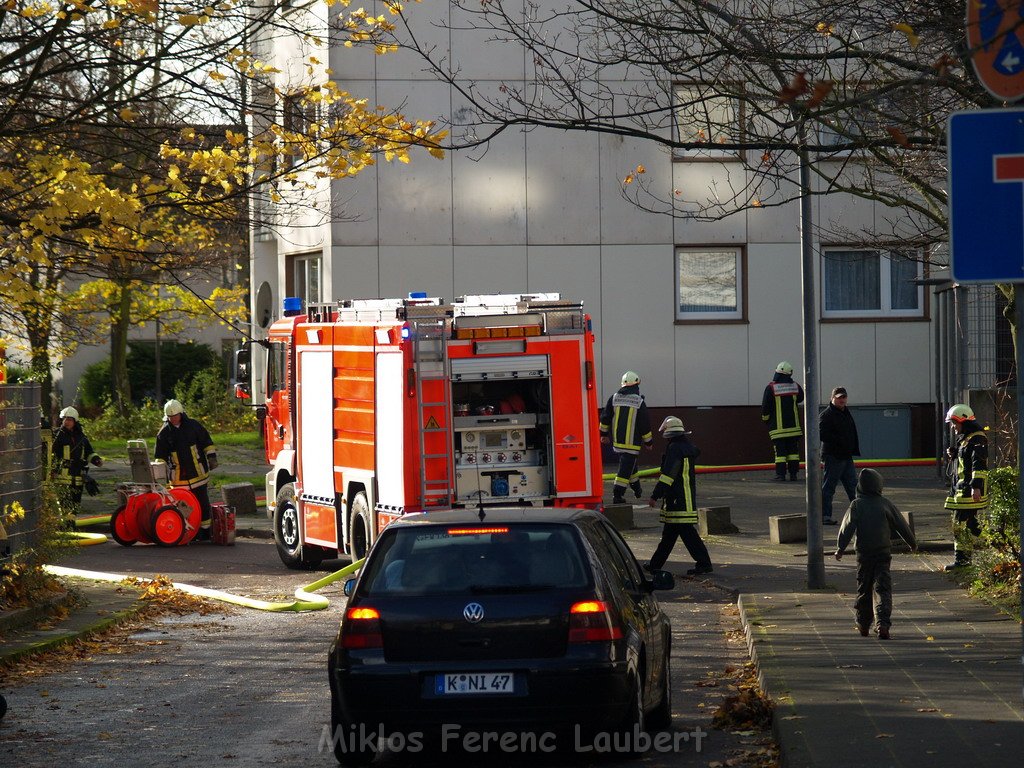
[210,503,236,546]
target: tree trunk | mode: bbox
[110,284,133,417]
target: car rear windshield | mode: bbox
[359,524,590,596]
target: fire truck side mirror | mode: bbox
[234,383,251,400]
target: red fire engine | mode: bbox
[248,293,604,569]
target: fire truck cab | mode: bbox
[252,293,603,569]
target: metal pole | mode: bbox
[935,289,945,478]
[1015,284,1024,706]
[798,129,825,589]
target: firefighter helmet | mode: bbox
[59,406,79,421]
[621,371,641,387]
[775,361,794,375]
[164,399,184,417]
[659,416,689,436]
[945,404,975,424]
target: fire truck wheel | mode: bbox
[274,483,323,570]
[109,506,136,547]
[349,491,371,563]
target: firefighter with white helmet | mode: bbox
[761,361,805,481]
[50,405,103,520]
[155,399,218,540]
[646,416,712,576]
[942,404,988,570]
[599,370,653,504]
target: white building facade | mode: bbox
[251,4,941,464]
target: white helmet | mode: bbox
[945,403,975,424]
[163,399,184,417]
[621,370,640,387]
[659,416,689,436]
[59,406,79,421]
[776,361,794,375]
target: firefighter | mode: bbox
[761,361,804,481]
[155,399,218,541]
[50,406,103,520]
[942,404,988,570]
[646,416,712,576]
[600,370,653,504]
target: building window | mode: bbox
[822,249,923,318]
[286,252,321,306]
[674,85,741,160]
[283,91,318,169]
[676,247,744,321]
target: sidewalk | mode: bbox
[4,467,1021,768]
[624,466,1024,768]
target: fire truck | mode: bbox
[245,293,604,569]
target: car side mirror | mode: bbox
[648,570,675,591]
[343,578,357,597]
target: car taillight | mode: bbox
[341,606,383,649]
[568,600,623,643]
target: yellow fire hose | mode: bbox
[43,559,364,613]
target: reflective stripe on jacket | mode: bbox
[50,425,98,487]
[154,414,215,489]
[651,434,700,524]
[944,428,989,511]
[761,373,804,439]
[599,385,653,454]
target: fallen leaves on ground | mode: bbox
[711,660,776,734]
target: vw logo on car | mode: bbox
[463,602,485,623]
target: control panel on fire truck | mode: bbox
[453,413,550,501]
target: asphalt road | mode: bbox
[1,540,773,767]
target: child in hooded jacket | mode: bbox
[834,468,917,639]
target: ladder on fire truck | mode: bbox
[411,317,455,508]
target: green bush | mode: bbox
[87,396,165,440]
[78,341,219,410]
[967,466,1021,614]
[172,364,257,434]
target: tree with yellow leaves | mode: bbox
[0,0,446,413]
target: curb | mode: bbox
[0,594,146,668]
[0,590,77,636]
[735,592,805,768]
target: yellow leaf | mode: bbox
[893,23,919,49]
[119,108,138,122]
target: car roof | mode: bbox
[386,507,601,528]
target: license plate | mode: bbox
[436,672,514,695]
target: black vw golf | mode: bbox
[327,507,674,765]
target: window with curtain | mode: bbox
[676,248,744,321]
[822,249,923,318]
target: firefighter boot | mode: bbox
[943,551,971,571]
[630,481,643,499]
[611,487,626,505]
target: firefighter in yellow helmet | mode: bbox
[155,399,218,541]
[761,361,804,481]
[599,371,653,504]
[942,404,988,570]
[50,406,103,520]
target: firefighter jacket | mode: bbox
[155,414,216,489]
[599,384,653,454]
[944,422,989,511]
[51,424,100,488]
[761,372,804,439]
[819,403,860,459]
[650,434,700,525]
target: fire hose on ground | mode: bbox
[42,559,364,613]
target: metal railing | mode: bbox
[0,384,42,557]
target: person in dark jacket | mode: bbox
[50,406,103,519]
[819,386,860,526]
[942,404,988,571]
[155,399,218,540]
[600,371,653,504]
[645,417,712,576]
[834,468,917,639]
[761,361,804,481]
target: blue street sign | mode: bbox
[948,108,1024,283]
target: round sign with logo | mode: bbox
[967,0,1024,101]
